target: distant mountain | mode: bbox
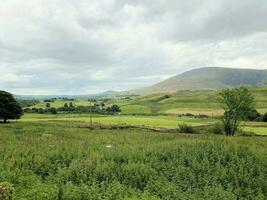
[131,67,267,95]
[15,90,136,100]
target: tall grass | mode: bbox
[0,121,266,199]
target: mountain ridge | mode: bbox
[130,67,267,95]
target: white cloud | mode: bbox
[0,73,33,83]
[0,0,267,94]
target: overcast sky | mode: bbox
[1,0,267,95]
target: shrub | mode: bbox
[164,95,170,99]
[178,123,196,133]
[210,123,224,135]
[243,109,262,121]
[14,183,57,200]
[23,108,32,113]
[0,182,14,200]
[263,112,267,122]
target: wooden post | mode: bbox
[90,100,93,127]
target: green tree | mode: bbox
[69,102,73,107]
[38,108,44,114]
[106,105,121,113]
[46,103,51,108]
[64,103,69,108]
[218,86,255,136]
[0,91,23,123]
[50,107,57,115]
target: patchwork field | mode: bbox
[29,86,267,116]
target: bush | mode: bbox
[210,123,224,135]
[23,108,32,113]
[178,123,196,133]
[243,109,262,121]
[14,183,57,200]
[164,95,170,99]
[0,182,14,200]
[263,112,267,122]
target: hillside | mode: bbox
[132,67,267,95]
[119,86,267,116]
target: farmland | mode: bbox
[20,113,267,135]
[28,86,267,116]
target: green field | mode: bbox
[2,86,267,199]
[20,114,267,135]
[21,114,214,128]
[30,87,267,116]
[0,120,266,199]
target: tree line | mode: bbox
[23,102,121,115]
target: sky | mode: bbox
[1,0,267,95]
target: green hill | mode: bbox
[132,67,267,95]
[117,86,267,116]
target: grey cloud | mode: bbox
[115,0,267,41]
[0,0,267,94]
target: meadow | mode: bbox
[1,87,267,199]
[20,113,267,136]
[0,120,266,199]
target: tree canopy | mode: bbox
[218,86,255,136]
[0,91,23,123]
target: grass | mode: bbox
[21,114,267,135]
[21,114,214,128]
[243,127,267,135]
[4,86,267,199]
[0,121,266,199]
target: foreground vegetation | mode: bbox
[0,121,266,199]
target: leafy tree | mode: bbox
[218,86,255,136]
[0,91,23,123]
[50,107,57,115]
[46,103,51,108]
[69,102,74,107]
[38,108,44,114]
[64,103,69,108]
[106,105,121,113]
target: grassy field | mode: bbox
[0,120,266,199]
[21,114,214,128]
[28,87,267,117]
[19,114,267,135]
[4,86,266,199]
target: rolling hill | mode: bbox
[131,67,267,95]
